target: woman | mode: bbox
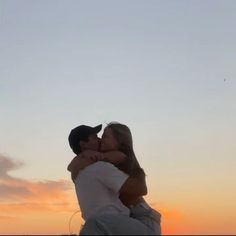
[79,122,161,235]
[103,123,161,234]
[69,123,161,235]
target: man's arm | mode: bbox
[96,162,147,198]
[118,174,147,207]
[92,151,147,198]
[119,174,147,196]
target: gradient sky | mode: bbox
[0,0,236,234]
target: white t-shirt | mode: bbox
[74,161,129,220]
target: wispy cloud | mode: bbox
[0,154,76,215]
[0,154,23,179]
[0,183,31,199]
[0,215,20,221]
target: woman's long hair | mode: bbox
[106,122,145,178]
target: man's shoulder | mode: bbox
[82,161,116,173]
[87,161,115,170]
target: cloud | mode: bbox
[0,184,31,199]
[0,179,73,203]
[0,215,20,220]
[0,154,76,216]
[0,154,23,178]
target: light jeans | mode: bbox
[80,203,161,235]
[130,202,161,235]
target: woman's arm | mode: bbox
[67,155,95,182]
[67,151,126,183]
[82,150,126,165]
[68,151,147,206]
[102,151,126,164]
[67,156,79,172]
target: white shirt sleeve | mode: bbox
[93,162,129,194]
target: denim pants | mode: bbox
[80,203,161,235]
[130,202,161,235]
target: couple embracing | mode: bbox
[68,122,161,235]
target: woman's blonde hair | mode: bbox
[106,122,145,177]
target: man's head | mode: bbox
[68,124,102,155]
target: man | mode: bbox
[67,124,154,235]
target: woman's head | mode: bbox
[101,122,143,176]
[101,122,133,154]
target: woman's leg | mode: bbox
[80,214,155,235]
[130,203,162,235]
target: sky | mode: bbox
[0,0,236,234]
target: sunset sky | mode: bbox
[1,0,236,234]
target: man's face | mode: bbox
[82,133,100,151]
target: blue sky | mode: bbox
[0,1,236,224]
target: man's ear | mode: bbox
[80,140,86,150]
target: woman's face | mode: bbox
[101,127,119,152]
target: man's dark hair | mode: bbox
[68,124,102,155]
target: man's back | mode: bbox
[75,161,129,220]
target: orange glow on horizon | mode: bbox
[1,155,235,234]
